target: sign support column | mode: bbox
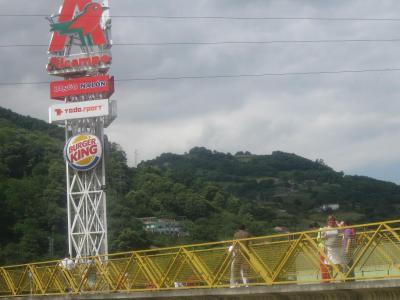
[47,0,116,259]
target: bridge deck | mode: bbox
[1,219,400,298]
[8,280,400,300]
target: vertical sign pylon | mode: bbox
[66,119,109,258]
[48,0,116,259]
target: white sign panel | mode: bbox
[49,99,110,123]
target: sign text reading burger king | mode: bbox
[64,134,102,171]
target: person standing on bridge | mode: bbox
[321,215,343,279]
[59,256,75,271]
[341,220,356,280]
[311,222,330,282]
[230,224,251,288]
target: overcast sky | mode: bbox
[1,0,400,183]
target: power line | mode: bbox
[104,16,400,22]
[3,38,400,48]
[116,68,400,81]
[0,67,399,86]
[0,14,400,21]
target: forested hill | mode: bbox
[1,106,400,265]
[0,107,66,264]
[138,148,400,232]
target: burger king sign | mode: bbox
[64,133,102,171]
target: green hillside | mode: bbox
[0,108,66,264]
[1,107,399,265]
[133,148,400,239]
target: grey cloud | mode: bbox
[1,0,400,182]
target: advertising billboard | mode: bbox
[64,133,102,171]
[47,0,115,258]
[48,0,111,53]
[49,99,110,123]
[47,0,112,76]
[50,75,114,100]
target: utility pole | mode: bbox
[134,149,139,167]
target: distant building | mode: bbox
[139,217,188,237]
[320,203,340,211]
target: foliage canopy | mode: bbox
[1,107,399,265]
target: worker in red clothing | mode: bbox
[310,222,330,282]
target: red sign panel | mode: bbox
[50,75,114,100]
[47,54,111,73]
[49,0,108,52]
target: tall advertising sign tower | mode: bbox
[47,0,116,259]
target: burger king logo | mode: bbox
[64,133,102,171]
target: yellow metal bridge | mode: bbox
[1,219,400,298]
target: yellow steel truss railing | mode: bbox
[1,219,400,297]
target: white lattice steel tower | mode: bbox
[48,0,115,259]
[65,118,109,258]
